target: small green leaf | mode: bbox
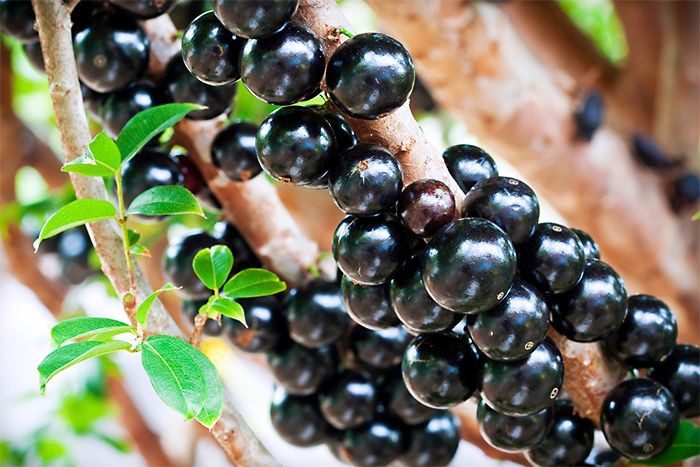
[38,340,132,395]
[200,297,246,325]
[191,350,224,428]
[193,245,233,291]
[33,199,116,251]
[127,229,141,245]
[223,268,286,299]
[117,103,204,164]
[141,335,206,421]
[51,317,134,346]
[88,132,121,171]
[36,438,67,463]
[130,243,150,257]
[61,154,115,177]
[93,433,131,453]
[642,420,700,465]
[126,185,204,218]
[135,283,178,326]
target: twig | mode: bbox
[30,1,279,464]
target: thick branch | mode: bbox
[30,1,278,465]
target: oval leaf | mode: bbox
[88,132,121,171]
[136,283,178,327]
[643,420,700,465]
[223,268,286,299]
[191,350,224,428]
[61,155,115,177]
[200,297,246,326]
[38,340,132,395]
[117,103,204,164]
[141,335,205,421]
[126,185,204,218]
[33,199,116,251]
[51,317,133,346]
[193,245,233,291]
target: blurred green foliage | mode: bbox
[558,0,628,65]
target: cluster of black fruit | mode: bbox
[33,225,98,285]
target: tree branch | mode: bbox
[30,1,279,465]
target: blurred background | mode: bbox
[1,0,698,466]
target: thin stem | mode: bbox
[114,172,136,295]
[190,312,207,347]
[339,27,354,38]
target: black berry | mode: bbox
[240,23,324,104]
[631,134,682,171]
[442,144,498,193]
[350,325,411,369]
[648,344,700,417]
[256,106,336,185]
[169,0,208,30]
[211,221,261,273]
[574,89,604,141]
[382,371,438,425]
[669,171,700,212]
[339,416,407,466]
[0,0,37,43]
[229,297,286,353]
[108,0,176,19]
[57,227,95,285]
[518,222,586,295]
[525,401,594,466]
[319,371,376,430]
[102,80,167,137]
[481,337,563,416]
[317,108,359,152]
[332,215,412,286]
[287,279,349,348]
[267,341,337,396]
[328,143,403,216]
[121,149,184,206]
[477,399,553,452]
[270,386,328,447]
[164,230,220,299]
[422,218,517,314]
[213,0,298,39]
[397,179,455,237]
[402,332,480,409]
[401,412,460,466]
[572,227,600,261]
[341,275,400,330]
[550,259,627,342]
[600,378,679,460]
[326,33,415,119]
[211,122,262,182]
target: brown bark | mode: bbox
[365,0,699,349]
[30,1,279,465]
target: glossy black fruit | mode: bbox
[600,378,679,460]
[383,372,438,425]
[519,223,586,295]
[286,279,349,348]
[350,325,411,369]
[525,401,594,466]
[339,416,407,467]
[164,231,220,299]
[256,106,335,185]
[165,55,236,120]
[317,109,359,152]
[328,143,403,216]
[240,23,324,104]
[389,255,457,334]
[442,144,498,193]
[648,344,700,417]
[211,220,261,272]
[409,75,437,115]
[326,33,415,119]
[402,332,480,409]
[181,11,244,86]
[341,275,399,330]
[461,176,539,245]
[670,171,700,212]
[120,149,184,206]
[397,179,455,237]
[604,294,677,368]
[23,41,44,73]
[210,122,262,182]
[585,449,622,467]
[0,0,37,43]
[169,0,208,30]
[572,228,600,261]
[57,227,94,284]
[477,400,553,452]
[333,215,412,286]
[267,341,337,396]
[182,298,225,336]
[574,89,604,141]
[319,371,376,430]
[109,0,176,19]
[229,297,285,353]
[468,278,549,361]
[270,386,328,447]
[550,260,627,342]
[73,12,149,93]
[102,80,166,137]
[422,218,517,314]
[481,337,563,415]
[401,412,460,466]
[631,133,682,171]
[213,0,298,38]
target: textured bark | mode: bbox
[30,2,279,465]
[364,0,700,347]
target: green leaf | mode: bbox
[126,185,204,218]
[61,154,116,177]
[191,350,224,428]
[642,420,700,465]
[223,268,286,299]
[33,198,116,251]
[93,433,131,453]
[130,243,150,257]
[193,245,233,291]
[88,132,121,171]
[38,340,132,395]
[51,317,134,346]
[135,283,178,326]
[127,229,141,245]
[36,438,67,463]
[141,335,206,421]
[200,296,246,325]
[117,103,204,164]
